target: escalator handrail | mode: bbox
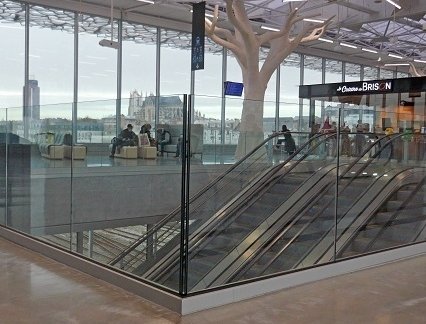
[109,131,316,266]
[225,133,405,281]
[115,132,335,271]
[138,133,340,280]
[359,176,426,254]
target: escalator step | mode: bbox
[380,222,425,243]
[386,200,404,211]
[373,211,395,224]
[349,236,371,253]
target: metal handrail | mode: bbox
[228,133,406,281]
[109,131,315,266]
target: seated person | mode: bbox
[140,124,156,146]
[110,123,137,157]
[276,124,296,154]
[156,128,171,156]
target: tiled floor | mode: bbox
[0,237,425,323]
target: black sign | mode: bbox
[299,76,426,99]
[335,80,393,95]
[191,2,205,71]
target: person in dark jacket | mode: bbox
[157,128,172,156]
[110,124,137,157]
[276,124,296,154]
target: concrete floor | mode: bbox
[0,237,425,324]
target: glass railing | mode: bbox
[0,95,424,297]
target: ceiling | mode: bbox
[2,0,426,71]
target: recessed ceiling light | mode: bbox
[136,0,155,4]
[384,63,409,66]
[388,53,403,59]
[414,59,426,63]
[318,37,333,43]
[261,25,280,32]
[361,48,378,54]
[386,0,401,10]
[340,42,357,49]
[303,18,325,23]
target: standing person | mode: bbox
[276,125,296,155]
[110,123,137,158]
[354,120,365,157]
[341,125,351,156]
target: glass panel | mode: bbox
[103,96,185,292]
[195,38,222,96]
[397,71,409,78]
[160,29,191,95]
[303,55,322,85]
[363,66,379,80]
[121,21,157,113]
[280,53,301,131]
[29,6,74,105]
[8,104,72,250]
[186,131,335,291]
[262,48,277,139]
[335,97,426,260]
[78,14,118,102]
[379,68,394,80]
[325,59,342,83]
[225,54,243,160]
[193,95,221,163]
[0,108,7,225]
[0,0,25,109]
[345,63,361,82]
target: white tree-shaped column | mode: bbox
[206,0,332,158]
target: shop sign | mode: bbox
[336,80,393,94]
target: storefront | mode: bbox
[299,76,426,134]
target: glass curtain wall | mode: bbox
[225,54,243,147]
[364,66,379,80]
[121,21,157,133]
[345,63,361,82]
[325,59,343,83]
[261,48,277,138]
[304,55,323,128]
[280,53,301,131]
[0,0,25,111]
[193,38,222,159]
[379,68,395,79]
[29,6,74,107]
[78,15,118,144]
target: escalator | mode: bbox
[109,132,335,276]
[110,132,426,293]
